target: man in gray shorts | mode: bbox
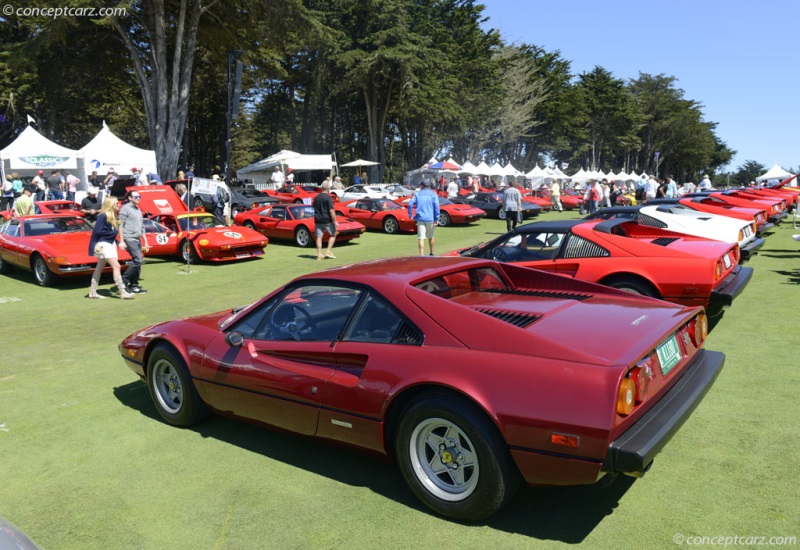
[407,179,440,255]
[313,180,339,260]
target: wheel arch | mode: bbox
[382,383,504,459]
[140,336,193,380]
[598,272,661,299]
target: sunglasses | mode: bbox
[131,195,141,199]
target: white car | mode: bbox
[585,204,764,260]
[333,184,395,202]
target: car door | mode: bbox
[0,219,25,267]
[196,284,364,435]
[344,200,376,227]
[252,206,286,239]
[142,219,179,256]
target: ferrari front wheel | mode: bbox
[295,226,311,247]
[395,395,520,522]
[497,208,507,220]
[32,254,57,287]
[438,212,451,227]
[180,240,198,262]
[147,344,210,427]
[383,216,399,234]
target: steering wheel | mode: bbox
[491,246,509,262]
[268,304,317,340]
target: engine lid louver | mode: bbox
[473,307,543,328]
[480,288,593,301]
[651,237,679,247]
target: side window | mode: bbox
[344,293,422,345]
[232,296,280,339]
[3,220,20,237]
[252,285,363,342]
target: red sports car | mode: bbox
[651,197,773,236]
[450,218,751,316]
[0,215,131,286]
[120,256,723,521]
[401,196,486,226]
[521,189,552,211]
[266,184,339,204]
[335,198,417,233]
[691,190,788,224]
[1,200,84,220]
[135,185,268,262]
[233,204,365,247]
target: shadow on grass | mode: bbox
[772,269,800,284]
[113,381,634,541]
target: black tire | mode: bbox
[0,253,11,274]
[605,275,659,298]
[294,199,303,204]
[395,394,521,522]
[31,254,57,287]
[383,216,399,234]
[181,240,198,263]
[244,221,256,231]
[147,344,210,427]
[438,212,451,227]
[497,208,507,220]
[295,226,312,247]
[193,197,204,209]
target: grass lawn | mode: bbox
[1,210,798,549]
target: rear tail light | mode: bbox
[732,246,740,264]
[714,260,724,280]
[750,222,757,234]
[630,362,653,403]
[617,378,636,415]
[690,312,708,347]
[737,229,744,242]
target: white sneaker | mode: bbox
[792,235,800,242]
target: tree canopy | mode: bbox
[0,0,737,181]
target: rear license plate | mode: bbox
[656,336,682,375]
[236,253,252,259]
[723,254,732,269]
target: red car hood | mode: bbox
[28,232,133,261]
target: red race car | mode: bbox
[450,218,751,317]
[120,256,723,521]
[266,184,339,204]
[135,185,268,262]
[401,196,486,227]
[233,203,365,247]
[335,198,417,233]
[0,215,131,286]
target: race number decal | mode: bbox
[224,231,242,239]
[155,234,169,245]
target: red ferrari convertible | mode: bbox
[233,204,365,247]
[120,256,723,521]
[0,215,131,286]
[401,196,486,227]
[266,184,339,204]
[135,185,268,262]
[335,198,417,233]
[450,218,752,316]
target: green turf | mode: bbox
[1,211,798,549]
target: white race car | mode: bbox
[333,184,396,202]
[585,204,764,260]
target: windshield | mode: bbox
[178,213,227,230]
[24,216,92,236]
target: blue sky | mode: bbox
[479,0,799,173]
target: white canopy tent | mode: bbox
[473,161,491,175]
[459,160,477,175]
[79,122,157,183]
[1,125,79,177]
[237,150,336,187]
[756,163,795,184]
[570,168,589,182]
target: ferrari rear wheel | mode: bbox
[181,240,198,263]
[147,344,210,427]
[244,221,256,231]
[497,208,507,220]
[294,199,303,204]
[605,275,659,298]
[383,216,399,234]
[0,253,11,274]
[438,212,451,227]
[32,254,57,287]
[295,226,312,247]
[193,197,204,209]
[395,395,521,522]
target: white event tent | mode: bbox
[756,163,795,185]
[0,125,79,178]
[79,122,157,182]
[237,150,336,187]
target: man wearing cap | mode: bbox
[32,170,46,202]
[119,190,149,294]
[132,167,148,186]
[699,174,712,190]
[80,187,103,221]
[271,166,285,187]
[407,179,440,256]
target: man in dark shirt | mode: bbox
[46,170,64,200]
[80,187,103,221]
[312,181,339,260]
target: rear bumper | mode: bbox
[740,237,765,260]
[756,222,775,236]
[769,212,788,224]
[709,265,753,307]
[602,349,725,475]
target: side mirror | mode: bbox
[225,332,244,347]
